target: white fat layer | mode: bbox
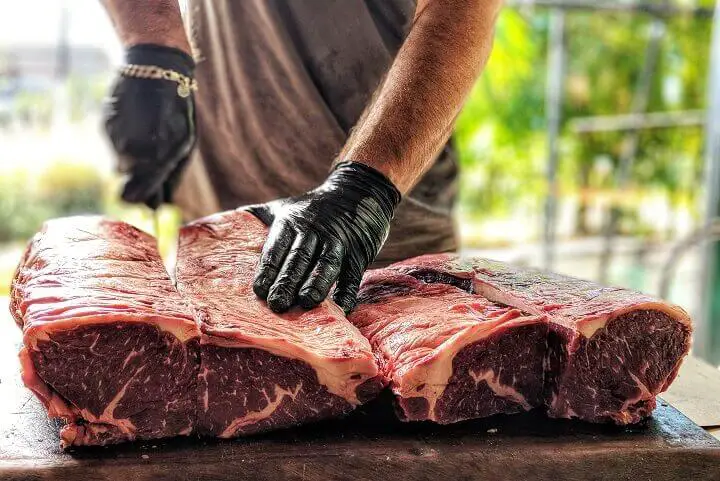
[617,372,653,413]
[551,372,653,422]
[549,391,579,419]
[578,318,610,338]
[121,348,144,370]
[219,383,303,438]
[200,367,210,412]
[472,279,691,338]
[396,314,542,421]
[203,334,377,405]
[469,369,531,410]
[25,314,200,349]
[78,365,146,436]
[60,423,114,448]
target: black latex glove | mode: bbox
[247,162,401,314]
[103,44,196,209]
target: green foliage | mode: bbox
[0,162,108,243]
[37,161,105,217]
[455,7,712,238]
[0,170,54,243]
[455,10,547,220]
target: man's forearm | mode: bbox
[340,0,502,194]
[101,0,190,54]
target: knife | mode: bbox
[151,191,163,249]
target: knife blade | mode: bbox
[151,191,163,250]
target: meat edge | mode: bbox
[199,329,381,407]
[387,313,546,422]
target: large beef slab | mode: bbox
[11,216,693,448]
[351,271,546,424]
[11,214,381,448]
[175,210,382,438]
[10,217,200,447]
[368,254,692,425]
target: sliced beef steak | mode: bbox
[385,254,692,424]
[10,217,200,447]
[176,209,382,438]
[350,271,547,424]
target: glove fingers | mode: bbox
[121,141,192,205]
[160,98,195,204]
[245,204,276,227]
[253,221,295,300]
[297,240,345,310]
[160,154,191,204]
[267,230,319,313]
[116,109,194,205]
[332,262,364,314]
[144,191,163,210]
[121,162,167,204]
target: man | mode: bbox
[102,0,501,313]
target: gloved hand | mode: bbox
[247,162,401,314]
[103,44,196,209]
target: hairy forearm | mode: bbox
[101,0,190,54]
[340,0,502,193]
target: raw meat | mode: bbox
[375,254,692,424]
[10,217,200,447]
[351,271,547,423]
[11,214,692,449]
[175,209,382,438]
[12,213,381,448]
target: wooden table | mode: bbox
[663,355,720,440]
[2,312,719,480]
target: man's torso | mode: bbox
[176,0,458,263]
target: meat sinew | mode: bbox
[175,209,383,438]
[377,254,692,425]
[350,271,547,424]
[10,217,200,447]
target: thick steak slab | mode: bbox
[384,254,692,424]
[176,210,382,438]
[350,272,546,424]
[10,217,200,447]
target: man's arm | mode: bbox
[252,0,503,313]
[340,0,503,193]
[101,0,191,53]
[101,0,196,207]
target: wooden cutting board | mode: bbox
[2,326,719,481]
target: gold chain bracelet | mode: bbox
[119,64,198,98]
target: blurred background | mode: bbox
[1,0,719,366]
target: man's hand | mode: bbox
[340,0,501,192]
[247,162,401,314]
[103,44,196,208]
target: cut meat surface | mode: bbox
[11,215,692,448]
[380,254,692,424]
[10,217,200,447]
[351,271,546,423]
[176,209,382,438]
[12,213,382,448]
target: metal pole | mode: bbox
[543,8,565,270]
[697,1,720,363]
[52,2,71,130]
[55,3,70,81]
[598,19,665,284]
